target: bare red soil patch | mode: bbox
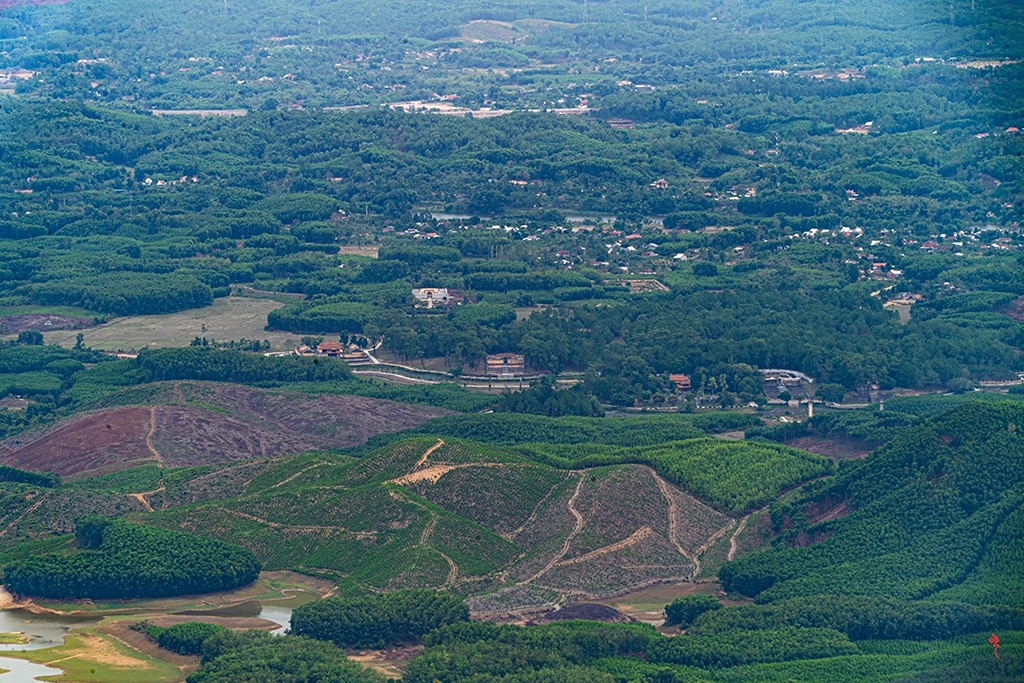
[0,406,153,476]
[1003,296,1024,322]
[805,497,851,525]
[785,436,872,459]
[0,383,452,476]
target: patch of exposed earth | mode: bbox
[784,436,873,459]
[0,314,96,335]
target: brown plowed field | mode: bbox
[0,383,452,476]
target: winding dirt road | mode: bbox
[728,514,750,562]
[522,473,586,584]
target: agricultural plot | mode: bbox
[404,464,567,535]
[565,465,674,557]
[659,483,734,555]
[233,484,418,531]
[342,438,441,486]
[151,505,358,572]
[539,533,694,596]
[504,475,589,583]
[644,438,834,513]
[384,547,456,590]
[175,382,453,443]
[428,514,520,577]
[0,484,48,541]
[0,432,795,605]
[422,440,525,466]
[68,464,166,494]
[43,295,303,352]
[151,461,277,509]
[19,488,138,536]
[150,404,332,466]
[242,453,351,493]
[467,584,563,614]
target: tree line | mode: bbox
[291,590,470,649]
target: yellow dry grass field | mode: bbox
[42,297,304,352]
[338,245,379,258]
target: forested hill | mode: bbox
[721,400,1024,607]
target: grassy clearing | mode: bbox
[41,296,303,352]
[1,630,183,683]
[597,581,720,620]
[0,632,28,644]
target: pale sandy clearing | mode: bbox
[43,297,303,352]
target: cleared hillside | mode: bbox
[0,427,837,608]
[138,436,819,606]
[0,382,452,476]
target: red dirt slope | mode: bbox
[0,383,452,477]
[0,406,154,476]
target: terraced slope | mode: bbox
[142,438,756,607]
[0,431,831,609]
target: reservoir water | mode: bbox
[0,609,100,681]
[0,601,292,680]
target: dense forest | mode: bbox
[291,590,470,649]
[3,516,261,599]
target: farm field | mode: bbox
[42,297,303,352]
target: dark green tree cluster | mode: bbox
[685,595,1024,642]
[188,631,384,683]
[664,594,720,628]
[30,272,213,316]
[0,465,59,489]
[291,590,470,649]
[135,347,353,384]
[4,517,260,599]
[267,301,377,335]
[496,378,604,417]
[149,622,230,656]
[720,401,1024,604]
[404,619,860,681]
